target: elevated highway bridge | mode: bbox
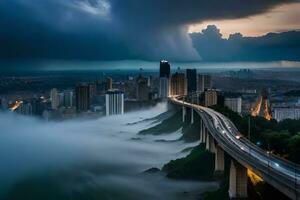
[169,95,300,199]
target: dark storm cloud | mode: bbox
[0,0,297,61]
[190,25,300,61]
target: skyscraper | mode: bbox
[170,72,187,96]
[159,60,170,78]
[58,92,64,107]
[198,74,212,92]
[106,77,113,91]
[89,82,97,98]
[50,88,59,110]
[186,69,197,94]
[159,77,169,98]
[136,75,150,101]
[16,101,32,116]
[63,90,73,108]
[204,89,218,107]
[225,97,242,114]
[105,89,124,116]
[76,84,90,112]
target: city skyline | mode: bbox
[1,1,300,200]
[1,59,300,200]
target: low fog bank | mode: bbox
[0,103,216,199]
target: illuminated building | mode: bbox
[159,60,171,99]
[204,89,218,107]
[159,77,169,98]
[50,88,59,110]
[106,77,113,91]
[170,72,187,96]
[225,97,242,114]
[273,107,300,121]
[159,60,170,78]
[105,89,124,116]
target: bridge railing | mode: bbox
[180,92,300,171]
[169,94,300,193]
[195,103,300,194]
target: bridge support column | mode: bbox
[203,121,206,143]
[205,129,210,150]
[200,119,205,143]
[214,145,225,176]
[182,106,186,123]
[205,132,215,153]
[191,108,194,124]
[229,160,248,199]
[209,134,216,153]
[200,119,203,143]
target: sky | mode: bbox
[189,2,300,38]
[0,0,300,62]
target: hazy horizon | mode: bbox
[1,60,300,73]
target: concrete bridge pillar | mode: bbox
[209,134,216,153]
[229,160,248,199]
[200,119,203,143]
[202,121,206,143]
[214,145,225,175]
[205,131,215,153]
[205,129,210,150]
[191,108,194,124]
[200,119,206,143]
[182,106,186,123]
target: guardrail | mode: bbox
[169,94,300,199]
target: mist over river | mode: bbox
[0,103,217,200]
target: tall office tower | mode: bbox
[63,90,73,108]
[16,101,33,116]
[147,76,151,87]
[204,89,218,107]
[75,84,90,112]
[106,77,113,91]
[159,60,171,78]
[159,60,171,99]
[186,69,197,94]
[58,92,64,107]
[89,82,97,98]
[159,77,169,98]
[170,72,187,96]
[198,74,212,92]
[225,97,242,114]
[50,88,59,110]
[28,97,40,115]
[105,89,124,116]
[136,75,150,101]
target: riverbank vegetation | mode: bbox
[139,110,183,135]
[162,144,215,180]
